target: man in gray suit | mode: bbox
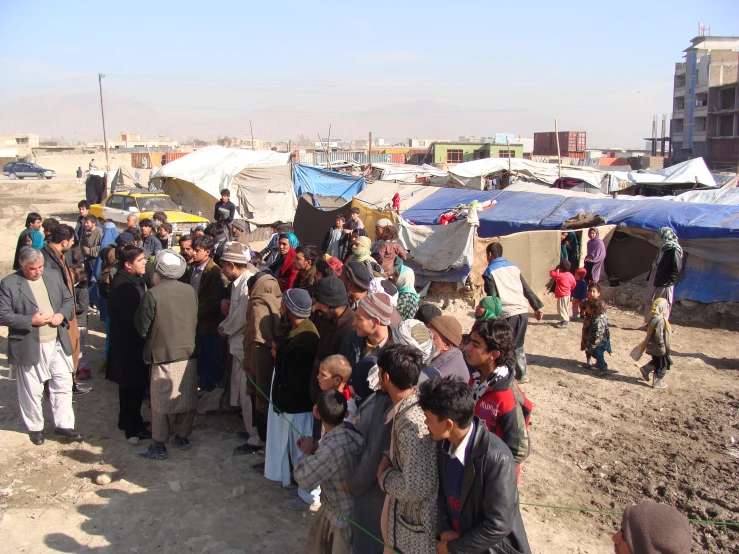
[0,246,83,445]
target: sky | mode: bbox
[1,0,738,147]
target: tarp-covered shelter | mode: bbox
[293,164,366,204]
[371,163,448,183]
[152,146,294,224]
[606,158,717,195]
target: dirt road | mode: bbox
[0,177,736,553]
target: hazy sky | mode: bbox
[1,0,737,147]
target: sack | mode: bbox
[630,344,645,362]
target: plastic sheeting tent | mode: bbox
[371,163,448,183]
[605,158,717,194]
[292,164,366,202]
[152,146,293,223]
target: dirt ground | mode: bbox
[0,177,737,553]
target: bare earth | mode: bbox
[0,177,737,553]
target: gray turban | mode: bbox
[154,249,187,280]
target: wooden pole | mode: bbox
[554,119,562,180]
[368,131,372,173]
[326,124,332,170]
[249,120,255,151]
[98,73,110,174]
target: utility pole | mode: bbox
[98,73,110,173]
[368,131,372,171]
[554,119,562,180]
[249,120,255,151]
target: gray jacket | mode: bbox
[0,270,74,365]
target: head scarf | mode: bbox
[350,236,372,263]
[653,227,682,268]
[396,265,419,300]
[29,230,44,250]
[476,296,502,319]
[270,232,299,275]
[391,319,434,363]
[369,277,398,306]
[586,228,606,263]
[282,232,299,249]
[154,249,187,280]
[561,231,579,263]
[100,221,120,250]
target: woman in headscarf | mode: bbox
[583,227,606,283]
[268,232,299,292]
[474,295,503,320]
[349,235,385,276]
[643,227,682,325]
[560,231,580,269]
[29,229,45,250]
[395,265,419,320]
[637,298,673,389]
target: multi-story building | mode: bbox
[671,35,739,166]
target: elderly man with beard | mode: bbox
[0,247,82,445]
[216,243,259,455]
[135,249,198,460]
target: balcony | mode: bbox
[693,130,707,141]
[674,87,685,97]
[673,109,684,119]
[671,132,683,142]
[695,83,708,94]
[694,105,708,117]
[675,63,686,76]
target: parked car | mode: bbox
[3,161,56,180]
[89,191,209,235]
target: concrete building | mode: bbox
[671,35,739,166]
[421,141,523,167]
[86,133,178,149]
[0,134,40,148]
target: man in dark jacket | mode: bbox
[292,244,318,294]
[419,377,531,554]
[214,189,236,227]
[427,315,470,381]
[107,245,151,441]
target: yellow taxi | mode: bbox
[90,191,209,235]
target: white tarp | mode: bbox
[505,181,607,198]
[397,217,476,272]
[605,158,717,192]
[153,146,291,208]
[233,166,297,225]
[355,181,440,211]
[448,158,605,190]
[660,188,739,205]
[372,163,448,183]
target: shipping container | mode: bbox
[161,151,189,165]
[708,137,739,165]
[533,131,587,156]
[390,153,407,164]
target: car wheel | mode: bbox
[38,172,45,180]
[46,176,53,179]
[9,172,16,180]
[18,176,24,179]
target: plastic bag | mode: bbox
[630,344,644,362]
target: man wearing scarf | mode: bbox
[135,249,198,460]
[644,227,682,325]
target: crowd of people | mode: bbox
[0,197,692,553]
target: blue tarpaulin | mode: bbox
[293,164,366,201]
[402,189,739,240]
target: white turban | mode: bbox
[155,249,187,280]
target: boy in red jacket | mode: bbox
[550,260,576,328]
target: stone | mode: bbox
[94,474,112,486]
[231,485,245,498]
[169,481,181,493]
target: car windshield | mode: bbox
[137,196,179,212]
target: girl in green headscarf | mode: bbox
[395,265,420,320]
[474,296,502,319]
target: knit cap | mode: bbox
[154,249,187,280]
[358,293,393,326]
[313,276,348,308]
[429,316,463,347]
[345,261,372,291]
[415,303,442,324]
[622,501,691,554]
[283,288,313,319]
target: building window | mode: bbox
[498,150,514,158]
[446,149,463,163]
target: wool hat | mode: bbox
[231,220,247,232]
[313,276,348,308]
[283,288,312,319]
[220,241,251,264]
[415,303,442,324]
[429,316,463,347]
[154,249,187,280]
[575,267,587,278]
[344,261,372,291]
[375,218,393,228]
[358,293,393,326]
[622,501,691,554]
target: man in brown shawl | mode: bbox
[135,249,198,460]
[238,271,281,458]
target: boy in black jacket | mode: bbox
[419,377,531,554]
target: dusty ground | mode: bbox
[0,177,737,553]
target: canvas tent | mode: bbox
[605,158,717,195]
[151,146,294,224]
[292,164,366,204]
[371,163,448,183]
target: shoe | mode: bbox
[138,443,168,460]
[234,442,263,455]
[653,377,667,389]
[283,497,312,511]
[248,461,265,474]
[283,488,299,498]
[596,366,610,377]
[127,429,152,440]
[517,375,530,384]
[639,365,652,383]
[76,368,92,380]
[55,428,83,441]
[555,321,568,328]
[170,435,191,450]
[29,431,44,445]
[73,382,92,395]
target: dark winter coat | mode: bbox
[270,318,319,414]
[107,268,148,388]
[651,246,682,288]
[310,305,356,403]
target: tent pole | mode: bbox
[554,119,562,180]
[506,137,512,186]
[368,132,372,174]
[249,120,255,152]
[327,124,332,170]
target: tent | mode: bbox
[371,163,448,183]
[605,158,717,195]
[152,146,294,224]
[293,164,366,204]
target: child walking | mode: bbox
[550,260,576,328]
[638,298,673,389]
[571,267,588,320]
[294,390,364,554]
[71,265,91,380]
[584,299,612,376]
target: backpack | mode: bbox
[510,381,533,465]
